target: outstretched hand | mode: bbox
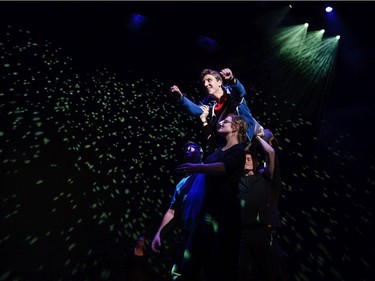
[169,85,183,100]
[175,163,202,174]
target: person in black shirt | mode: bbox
[125,235,151,281]
[176,113,248,281]
[238,134,276,281]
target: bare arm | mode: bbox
[256,135,275,179]
[199,105,217,150]
[199,105,210,124]
[175,162,226,176]
[151,208,175,253]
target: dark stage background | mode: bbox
[0,1,374,281]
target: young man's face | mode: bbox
[184,145,202,163]
[202,74,222,97]
[244,153,254,172]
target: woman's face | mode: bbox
[217,116,234,134]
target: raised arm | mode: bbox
[170,85,204,116]
[255,135,275,179]
[220,68,246,98]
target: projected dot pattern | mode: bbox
[1,25,373,281]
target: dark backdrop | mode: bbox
[1,2,374,281]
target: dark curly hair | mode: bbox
[227,113,248,143]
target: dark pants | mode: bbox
[171,231,190,281]
[270,229,290,281]
[181,214,241,281]
[238,224,276,281]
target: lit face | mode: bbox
[137,236,146,248]
[184,145,202,163]
[244,154,254,172]
[217,117,234,134]
[202,74,222,98]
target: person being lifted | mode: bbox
[170,68,262,151]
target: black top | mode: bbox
[124,251,151,281]
[201,143,246,221]
[238,173,272,225]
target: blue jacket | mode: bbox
[178,79,256,142]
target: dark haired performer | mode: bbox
[170,68,263,150]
